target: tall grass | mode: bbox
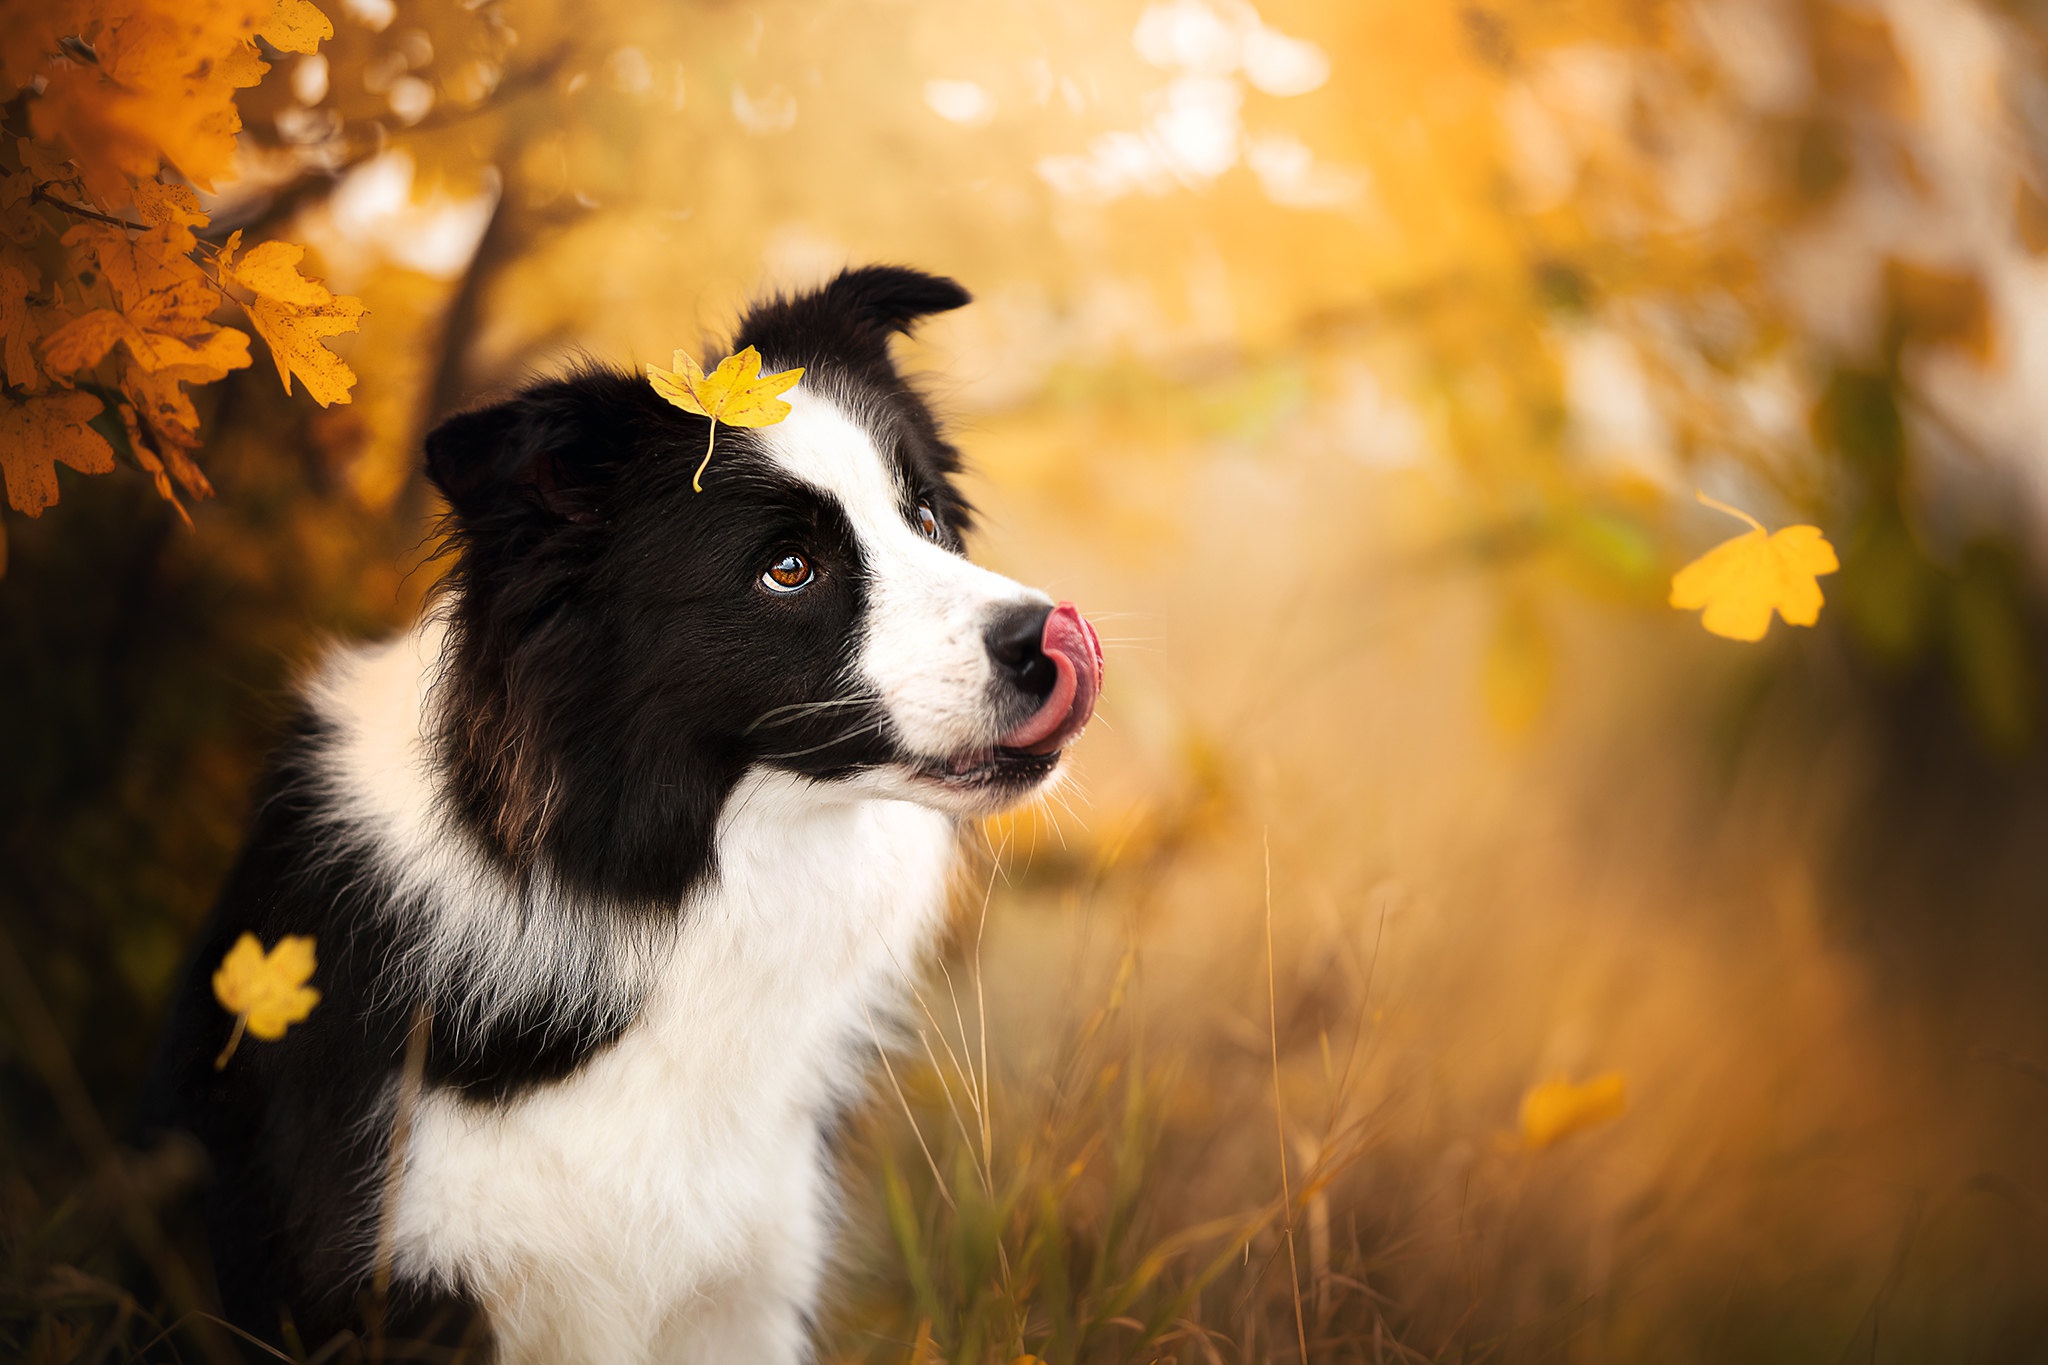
[817,448,2048,1363]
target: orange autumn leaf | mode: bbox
[25,0,276,200]
[211,932,320,1066]
[229,241,367,406]
[0,258,37,388]
[41,307,251,377]
[1669,492,1840,642]
[257,0,333,55]
[647,345,805,490]
[1518,1072,1628,1149]
[0,391,115,516]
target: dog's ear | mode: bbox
[819,266,971,336]
[735,265,971,370]
[425,378,630,526]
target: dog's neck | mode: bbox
[299,614,962,1057]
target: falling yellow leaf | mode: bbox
[229,241,367,406]
[1669,492,1840,641]
[647,345,805,490]
[1518,1072,1628,1150]
[211,932,320,1066]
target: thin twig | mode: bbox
[30,184,145,231]
[860,994,957,1213]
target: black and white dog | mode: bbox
[145,267,1102,1361]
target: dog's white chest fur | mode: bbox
[393,778,955,1363]
[314,627,958,1364]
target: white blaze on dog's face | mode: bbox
[423,267,1100,907]
[754,385,1103,815]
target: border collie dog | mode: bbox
[146,267,1102,1361]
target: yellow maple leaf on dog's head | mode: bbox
[211,931,320,1066]
[1670,492,1840,642]
[647,345,804,491]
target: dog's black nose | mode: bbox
[985,602,1057,698]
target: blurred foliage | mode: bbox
[10,0,2048,1359]
[0,0,368,553]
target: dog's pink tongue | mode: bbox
[999,602,1104,755]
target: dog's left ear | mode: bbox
[426,378,632,528]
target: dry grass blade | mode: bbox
[1265,830,1311,1364]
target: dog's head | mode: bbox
[424,266,1101,904]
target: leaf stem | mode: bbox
[1695,489,1766,533]
[693,420,717,493]
[213,1014,247,1070]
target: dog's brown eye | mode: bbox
[915,504,941,542]
[762,553,813,593]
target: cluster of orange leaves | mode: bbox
[0,0,364,556]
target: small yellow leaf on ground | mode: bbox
[212,932,320,1051]
[230,242,366,406]
[0,391,116,516]
[259,0,334,55]
[1519,1072,1628,1149]
[1669,492,1839,641]
[648,345,804,490]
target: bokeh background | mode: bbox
[10,0,2048,1359]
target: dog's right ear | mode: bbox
[425,382,620,527]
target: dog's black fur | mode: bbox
[141,267,978,1350]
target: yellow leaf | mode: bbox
[0,391,115,516]
[1518,1072,1628,1150]
[0,258,40,388]
[258,0,333,55]
[119,358,225,502]
[41,307,250,378]
[646,345,804,490]
[39,308,133,376]
[63,223,201,319]
[211,932,320,1044]
[111,394,193,522]
[124,363,213,450]
[27,0,273,197]
[132,180,210,253]
[1669,492,1839,642]
[133,326,252,375]
[16,139,78,187]
[229,241,366,405]
[217,40,270,90]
